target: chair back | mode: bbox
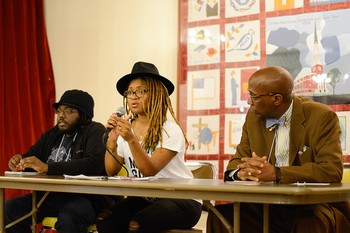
[185,161,217,180]
[118,165,128,177]
[342,169,350,183]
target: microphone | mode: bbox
[115,106,126,117]
[269,124,278,131]
[102,107,126,144]
[267,127,278,163]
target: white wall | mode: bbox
[44,0,178,124]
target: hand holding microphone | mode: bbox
[103,107,129,172]
[102,107,126,144]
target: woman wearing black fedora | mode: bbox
[97,61,202,233]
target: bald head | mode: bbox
[247,66,294,119]
[250,66,294,102]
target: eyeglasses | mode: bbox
[55,108,78,115]
[248,93,276,102]
[124,89,148,98]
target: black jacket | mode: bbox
[23,121,106,175]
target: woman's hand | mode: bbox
[105,112,133,142]
[115,113,135,141]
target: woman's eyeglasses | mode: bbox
[124,89,148,98]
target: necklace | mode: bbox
[55,132,78,161]
[135,120,147,141]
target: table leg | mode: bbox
[0,188,4,233]
[263,203,269,233]
[31,191,36,233]
[234,202,240,233]
[5,191,49,231]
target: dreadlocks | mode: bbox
[123,76,188,153]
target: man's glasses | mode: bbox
[248,93,276,102]
[55,108,78,115]
[124,89,148,98]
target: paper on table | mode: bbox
[290,182,331,186]
[108,176,157,181]
[63,174,108,180]
[225,181,274,185]
[4,171,39,176]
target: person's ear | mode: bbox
[273,94,283,106]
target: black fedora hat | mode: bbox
[116,61,175,96]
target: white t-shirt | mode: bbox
[116,120,194,179]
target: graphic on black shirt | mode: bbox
[47,134,77,163]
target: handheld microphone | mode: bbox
[102,107,126,144]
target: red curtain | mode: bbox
[0,0,55,199]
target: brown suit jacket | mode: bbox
[226,95,343,183]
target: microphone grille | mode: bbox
[116,107,126,117]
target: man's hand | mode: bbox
[8,154,23,172]
[19,156,48,174]
[237,152,275,182]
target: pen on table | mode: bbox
[297,181,306,186]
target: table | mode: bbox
[1,174,350,233]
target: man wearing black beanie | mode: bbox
[5,89,114,233]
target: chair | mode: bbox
[185,161,217,180]
[40,217,97,233]
[342,169,350,183]
[162,161,218,233]
[185,162,232,232]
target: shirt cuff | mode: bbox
[224,168,241,181]
[274,166,282,183]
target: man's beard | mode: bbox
[59,122,81,136]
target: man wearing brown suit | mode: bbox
[207,66,350,233]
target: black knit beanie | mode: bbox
[52,89,94,118]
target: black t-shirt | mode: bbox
[47,133,77,163]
